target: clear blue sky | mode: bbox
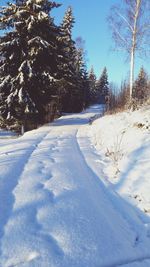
[52,0,150,85]
[1,0,150,85]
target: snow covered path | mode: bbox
[0,106,150,267]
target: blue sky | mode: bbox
[1,0,150,85]
[53,0,150,85]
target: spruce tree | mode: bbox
[75,37,90,108]
[0,0,61,129]
[60,6,76,112]
[88,66,97,104]
[133,67,148,104]
[96,67,109,104]
[74,47,87,110]
[60,6,84,113]
[82,69,90,108]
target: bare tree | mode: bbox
[108,0,150,103]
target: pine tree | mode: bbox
[133,67,148,104]
[0,0,61,129]
[96,67,109,104]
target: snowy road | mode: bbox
[0,106,150,267]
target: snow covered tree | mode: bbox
[0,0,61,129]
[60,6,85,113]
[96,67,109,104]
[133,67,148,104]
[59,6,76,112]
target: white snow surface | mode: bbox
[0,129,17,145]
[89,106,150,214]
[0,105,150,267]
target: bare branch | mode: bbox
[108,0,150,102]
[115,10,133,33]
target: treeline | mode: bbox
[109,67,150,113]
[0,0,109,132]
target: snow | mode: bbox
[19,73,24,85]
[27,61,33,78]
[0,129,17,148]
[38,11,48,20]
[28,37,50,49]
[0,129,17,139]
[18,61,33,79]
[89,105,150,216]
[0,75,11,89]
[0,105,150,267]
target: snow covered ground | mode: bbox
[0,105,150,267]
[0,129,17,145]
[89,106,150,216]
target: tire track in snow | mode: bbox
[75,128,138,241]
[1,106,150,267]
[76,127,150,267]
[0,129,64,266]
[34,134,65,258]
[0,127,52,260]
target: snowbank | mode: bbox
[89,105,150,216]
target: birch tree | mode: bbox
[108,0,150,103]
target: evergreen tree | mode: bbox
[75,46,88,109]
[82,69,90,108]
[74,36,90,108]
[133,67,148,104]
[96,67,109,104]
[60,6,76,112]
[0,0,61,128]
[60,6,84,113]
[88,66,97,104]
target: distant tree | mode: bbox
[133,67,149,104]
[96,67,109,105]
[108,0,150,103]
[82,69,91,108]
[119,79,130,108]
[0,0,61,129]
[88,66,97,104]
[75,37,90,108]
[75,47,86,108]
[109,82,119,111]
[109,79,131,113]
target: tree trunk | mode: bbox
[21,124,25,135]
[129,47,135,101]
[129,0,141,104]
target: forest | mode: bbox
[0,0,109,132]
